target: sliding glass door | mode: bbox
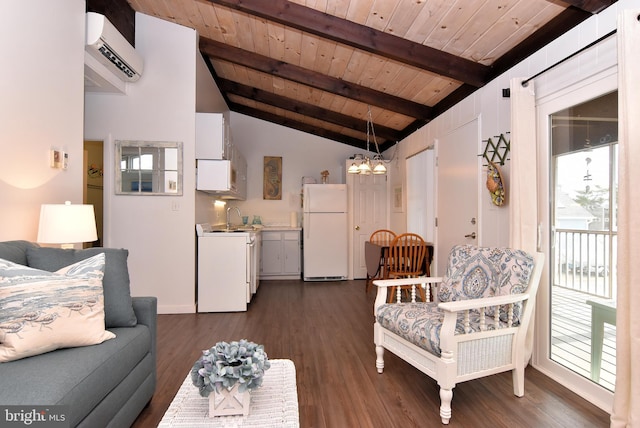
[550,92,618,391]
[535,73,617,412]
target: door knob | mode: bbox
[464,232,476,239]
[355,225,360,230]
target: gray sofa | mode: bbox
[0,240,156,428]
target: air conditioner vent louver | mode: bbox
[98,44,137,79]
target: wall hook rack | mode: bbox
[479,132,510,166]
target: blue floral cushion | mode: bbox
[437,245,534,323]
[376,302,508,357]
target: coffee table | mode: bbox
[158,359,299,427]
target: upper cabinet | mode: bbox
[196,112,231,160]
[196,149,247,200]
[195,112,247,200]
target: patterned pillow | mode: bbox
[437,245,535,322]
[0,253,115,362]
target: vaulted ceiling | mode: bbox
[87,0,616,152]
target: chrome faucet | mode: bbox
[226,206,242,229]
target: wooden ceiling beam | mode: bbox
[218,79,403,142]
[230,103,369,150]
[553,0,616,14]
[205,0,489,88]
[413,6,595,133]
[200,38,433,120]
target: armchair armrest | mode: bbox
[439,292,531,337]
[373,277,444,288]
[373,276,443,310]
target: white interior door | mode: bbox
[347,163,388,279]
[435,119,479,275]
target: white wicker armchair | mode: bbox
[373,245,544,424]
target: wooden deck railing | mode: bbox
[553,229,617,299]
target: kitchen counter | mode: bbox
[260,226,302,231]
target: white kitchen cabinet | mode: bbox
[195,112,231,159]
[196,147,247,200]
[260,229,301,279]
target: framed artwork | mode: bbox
[393,185,403,212]
[263,156,282,200]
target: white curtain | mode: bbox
[611,8,640,427]
[509,77,538,254]
[509,77,537,362]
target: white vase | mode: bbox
[209,383,251,417]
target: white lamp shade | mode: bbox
[373,161,387,174]
[358,161,372,175]
[37,202,98,245]
[347,163,360,174]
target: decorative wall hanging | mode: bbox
[263,156,282,200]
[486,160,506,206]
[393,185,403,212]
[480,132,510,166]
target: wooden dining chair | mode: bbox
[366,230,396,293]
[386,232,428,302]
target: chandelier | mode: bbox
[348,106,387,175]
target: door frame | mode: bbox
[533,67,617,413]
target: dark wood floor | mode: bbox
[132,279,610,428]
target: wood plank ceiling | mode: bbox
[94,0,616,152]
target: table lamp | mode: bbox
[37,201,98,249]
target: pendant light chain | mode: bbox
[348,106,387,175]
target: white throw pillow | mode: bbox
[0,253,115,362]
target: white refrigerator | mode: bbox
[303,184,348,281]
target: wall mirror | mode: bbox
[115,140,183,195]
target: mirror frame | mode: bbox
[115,140,183,195]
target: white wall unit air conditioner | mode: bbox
[85,12,143,85]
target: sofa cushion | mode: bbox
[0,324,152,427]
[26,246,137,328]
[0,240,39,265]
[0,253,115,362]
[437,245,535,322]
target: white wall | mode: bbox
[85,14,200,314]
[219,113,357,227]
[195,51,228,113]
[0,0,86,241]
